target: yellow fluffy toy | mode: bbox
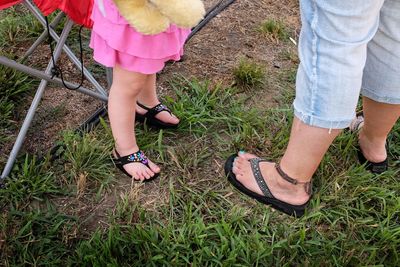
[113,0,205,35]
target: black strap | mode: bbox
[114,150,149,167]
[275,163,312,195]
[137,102,151,111]
[137,102,172,118]
[248,158,312,197]
[249,158,274,198]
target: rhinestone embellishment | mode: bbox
[127,151,148,164]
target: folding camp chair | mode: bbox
[0,0,110,181]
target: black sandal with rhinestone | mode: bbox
[224,154,311,217]
[136,102,179,129]
[112,150,159,182]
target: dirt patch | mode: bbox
[159,0,300,109]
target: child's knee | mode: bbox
[112,74,148,96]
[112,83,143,98]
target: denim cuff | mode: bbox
[361,88,400,105]
[293,108,352,130]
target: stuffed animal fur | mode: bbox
[113,0,205,35]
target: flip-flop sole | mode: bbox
[356,146,388,174]
[224,154,308,217]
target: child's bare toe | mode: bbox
[142,167,154,179]
[144,168,155,178]
[131,170,141,181]
[136,171,145,181]
[155,111,180,125]
[148,160,160,173]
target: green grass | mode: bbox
[1,208,78,266]
[233,59,265,89]
[1,76,399,266]
[259,19,289,41]
[0,155,65,210]
[1,7,400,266]
[0,7,42,48]
[59,130,115,196]
[280,48,299,64]
[0,64,38,148]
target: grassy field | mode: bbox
[1,4,400,267]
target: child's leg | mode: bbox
[136,73,179,124]
[109,65,161,180]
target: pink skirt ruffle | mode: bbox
[89,0,191,74]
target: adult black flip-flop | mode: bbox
[224,154,309,217]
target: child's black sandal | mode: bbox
[112,150,159,182]
[136,102,179,129]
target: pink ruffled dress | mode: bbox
[89,0,191,74]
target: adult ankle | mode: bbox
[358,130,387,162]
[359,129,387,147]
[272,167,310,196]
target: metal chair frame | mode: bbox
[0,0,110,180]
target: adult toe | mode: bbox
[238,152,258,160]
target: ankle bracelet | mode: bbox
[275,163,312,196]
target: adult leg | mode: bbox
[359,98,400,163]
[231,0,384,207]
[359,0,400,164]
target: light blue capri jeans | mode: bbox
[294,0,400,129]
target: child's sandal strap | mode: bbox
[115,150,149,166]
[275,163,312,196]
[137,102,172,118]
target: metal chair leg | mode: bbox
[0,20,74,180]
[21,12,65,61]
[23,0,108,97]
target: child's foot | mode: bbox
[136,101,179,125]
[113,147,161,181]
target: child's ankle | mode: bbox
[137,98,160,107]
[115,144,140,156]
